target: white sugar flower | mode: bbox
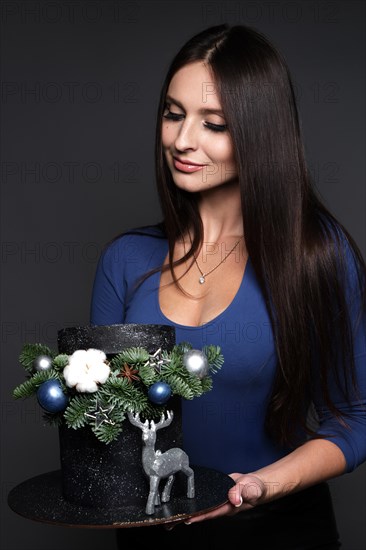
[63,348,110,393]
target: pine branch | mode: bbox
[139,401,165,420]
[173,342,193,355]
[162,374,196,400]
[138,364,158,386]
[202,345,224,373]
[102,375,143,395]
[92,417,124,444]
[52,354,70,371]
[100,383,149,414]
[110,347,149,369]
[13,342,224,444]
[13,370,58,399]
[19,343,55,372]
[63,395,94,429]
[200,376,213,393]
[42,411,64,426]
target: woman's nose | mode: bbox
[173,118,198,151]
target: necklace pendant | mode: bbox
[199,276,205,284]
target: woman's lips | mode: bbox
[173,158,204,173]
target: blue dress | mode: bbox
[90,225,366,475]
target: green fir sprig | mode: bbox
[13,341,224,444]
[13,370,62,399]
[19,343,55,372]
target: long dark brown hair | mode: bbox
[149,24,366,447]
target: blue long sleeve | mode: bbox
[312,231,366,472]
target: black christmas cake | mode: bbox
[8,324,234,526]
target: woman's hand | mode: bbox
[185,473,266,524]
[166,438,346,529]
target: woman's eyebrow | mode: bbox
[165,94,225,118]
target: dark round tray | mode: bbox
[8,466,235,528]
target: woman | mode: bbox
[90,24,366,548]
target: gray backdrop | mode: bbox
[1,1,365,549]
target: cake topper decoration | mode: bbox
[117,362,140,382]
[33,354,53,372]
[13,342,224,444]
[36,379,69,413]
[143,347,171,373]
[84,398,116,428]
[128,410,195,515]
[63,348,111,392]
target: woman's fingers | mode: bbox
[228,474,267,509]
[164,473,267,527]
[185,502,233,524]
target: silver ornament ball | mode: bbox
[183,349,209,379]
[33,354,53,372]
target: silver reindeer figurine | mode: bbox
[128,410,195,515]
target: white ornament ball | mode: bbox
[33,354,53,372]
[183,349,209,379]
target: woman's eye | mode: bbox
[204,122,228,133]
[163,110,183,121]
[162,110,227,133]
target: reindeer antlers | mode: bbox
[127,410,174,431]
[151,410,173,431]
[127,411,149,429]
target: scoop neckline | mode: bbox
[155,243,251,330]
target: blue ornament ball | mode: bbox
[148,382,172,405]
[37,379,69,413]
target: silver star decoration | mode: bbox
[85,399,116,428]
[143,348,171,373]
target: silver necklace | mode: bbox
[193,237,243,284]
